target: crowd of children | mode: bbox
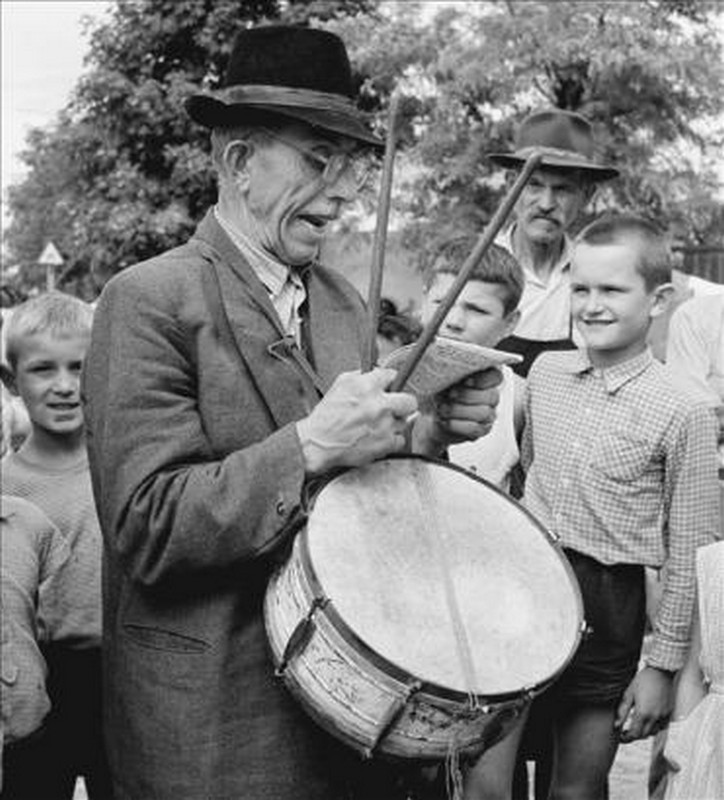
[1,212,722,800]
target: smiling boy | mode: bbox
[1,291,111,798]
[520,215,720,800]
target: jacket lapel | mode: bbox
[306,270,365,387]
[192,212,318,428]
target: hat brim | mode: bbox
[489,152,618,182]
[186,95,384,152]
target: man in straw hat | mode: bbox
[83,25,501,800]
[490,108,619,378]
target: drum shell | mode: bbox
[265,534,529,760]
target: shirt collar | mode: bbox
[500,224,573,277]
[565,348,655,393]
[214,207,305,297]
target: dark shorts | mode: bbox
[547,548,646,707]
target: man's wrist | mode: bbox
[296,419,328,476]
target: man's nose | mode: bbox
[537,185,556,210]
[324,168,356,202]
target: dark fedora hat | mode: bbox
[489,109,618,181]
[185,26,383,150]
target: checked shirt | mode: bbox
[522,348,720,671]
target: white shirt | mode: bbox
[496,226,581,343]
[214,207,307,344]
[448,365,519,492]
[666,294,724,408]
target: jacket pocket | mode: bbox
[122,623,209,653]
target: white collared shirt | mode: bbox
[496,226,582,344]
[215,207,307,344]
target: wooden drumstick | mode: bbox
[363,91,403,373]
[389,151,543,392]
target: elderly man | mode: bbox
[83,26,500,800]
[490,109,618,377]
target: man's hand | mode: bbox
[615,666,674,743]
[296,368,418,476]
[412,367,502,457]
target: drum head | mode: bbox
[306,457,582,696]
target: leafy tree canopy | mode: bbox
[3,0,723,297]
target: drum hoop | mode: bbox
[299,454,585,702]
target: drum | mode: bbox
[264,456,583,761]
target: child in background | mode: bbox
[1,494,70,799]
[421,237,526,493]
[518,215,720,800]
[1,291,112,799]
[663,539,724,799]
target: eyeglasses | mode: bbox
[259,127,374,190]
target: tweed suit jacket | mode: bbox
[83,211,380,799]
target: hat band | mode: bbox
[515,145,595,163]
[217,84,357,114]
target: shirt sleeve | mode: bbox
[666,302,719,407]
[647,403,721,671]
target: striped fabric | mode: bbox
[522,348,720,670]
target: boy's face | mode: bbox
[570,239,671,368]
[11,331,88,437]
[422,273,519,347]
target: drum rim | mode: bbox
[299,453,585,702]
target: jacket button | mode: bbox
[276,499,286,516]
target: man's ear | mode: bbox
[582,180,597,206]
[222,139,254,190]
[650,283,675,319]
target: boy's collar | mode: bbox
[567,348,654,393]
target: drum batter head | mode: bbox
[306,457,582,696]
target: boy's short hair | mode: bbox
[576,214,672,291]
[5,291,94,371]
[427,236,524,315]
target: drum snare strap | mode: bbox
[276,596,329,676]
[366,679,423,759]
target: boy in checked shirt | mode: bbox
[518,214,720,800]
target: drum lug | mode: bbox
[364,679,424,759]
[276,596,329,677]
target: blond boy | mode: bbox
[520,215,719,800]
[1,291,111,798]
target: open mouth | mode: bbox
[297,213,330,229]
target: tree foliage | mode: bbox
[3,0,723,297]
[3,0,379,296]
[332,0,724,266]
